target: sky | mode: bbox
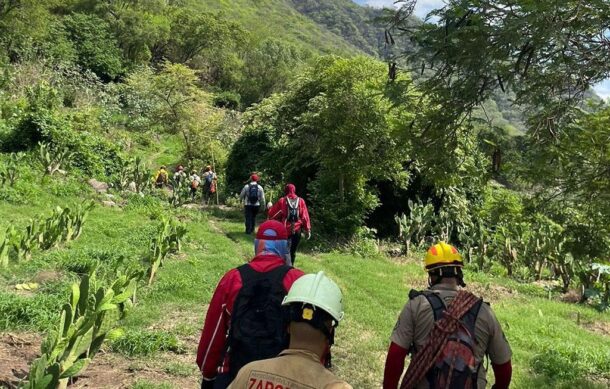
[352,0,609,100]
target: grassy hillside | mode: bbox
[0,161,608,388]
[289,0,387,56]
[193,0,362,56]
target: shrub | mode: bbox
[110,329,183,356]
[532,347,610,381]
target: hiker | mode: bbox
[189,170,201,201]
[383,242,512,389]
[228,271,352,389]
[268,183,311,265]
[196,220,304,389]
[153,165,169,188]
[202,166,217,206]
[239,174,266,234]
[173,165,187,184]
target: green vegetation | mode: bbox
[0,0,609,387]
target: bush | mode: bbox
[532,347,610,381]
[110,329,183,356]
[213,91,241,110]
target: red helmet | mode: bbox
[256,220,288,241]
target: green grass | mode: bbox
[1,174,609,388]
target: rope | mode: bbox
[400,290,480,389]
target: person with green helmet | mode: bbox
[227,271,352,389]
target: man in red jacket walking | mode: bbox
[267,184,311,266]
[196,220,304,389]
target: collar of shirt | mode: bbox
[278,349,322,363]
[248,254,287,272]
[430,284,459,292]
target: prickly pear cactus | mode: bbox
[23,270,141,389]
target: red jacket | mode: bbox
[196,255,304,381]
[268,196,311,234]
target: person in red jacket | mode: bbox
[196,220,304,389]
[267,184,311,266]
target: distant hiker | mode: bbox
[153,165,169,188]
[268,183,311,265]
[383,242,512,389]
[239,174,266,234]
[173,165,187,184]
[228,271,352,389]
[189,170,201,201]
[202,165,217,206]
[196,221,304,389]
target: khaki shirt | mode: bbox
[390,284,511,389]
[228,349,353,389]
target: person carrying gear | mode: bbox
[239,174,266,234]
[153,165,169,188]
[383,242,512,389]
[173,165,187,184]
[228,271,352,389]
[268,184,311,265]
[201,165,217,206]
[196,221,304,389]
[190,170,201,201]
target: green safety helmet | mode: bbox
[282,271,344,324]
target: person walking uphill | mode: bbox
[202,166,217,206]
[383,242,512,389]
[228,271,352,389]
[268,184,311,265]
[196,221,303,389]
[153,165,169,188]
[240,174,266,234]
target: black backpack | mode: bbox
[227,264,291,379]
[247,183,259,204]
[410,290,483,389]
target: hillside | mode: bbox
[289,0,387,56]
[192,0,363,56]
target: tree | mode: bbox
[232,56,419,236]
[239,38,309,107]
[387,0,610,138]
[63,13,123,81]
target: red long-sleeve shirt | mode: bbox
[195,255,304,381]
[267,196,311,233]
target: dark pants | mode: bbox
[244,205,260,234]
[289,232,301,266]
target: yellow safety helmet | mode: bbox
[424,242,463,271]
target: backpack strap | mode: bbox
[408,290,445,322]
[423,293,445,322]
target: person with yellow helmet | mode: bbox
[383,242,512,389]
[228,271,352,389]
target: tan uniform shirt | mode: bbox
[227,349,353,389]
[390,284,512,389]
